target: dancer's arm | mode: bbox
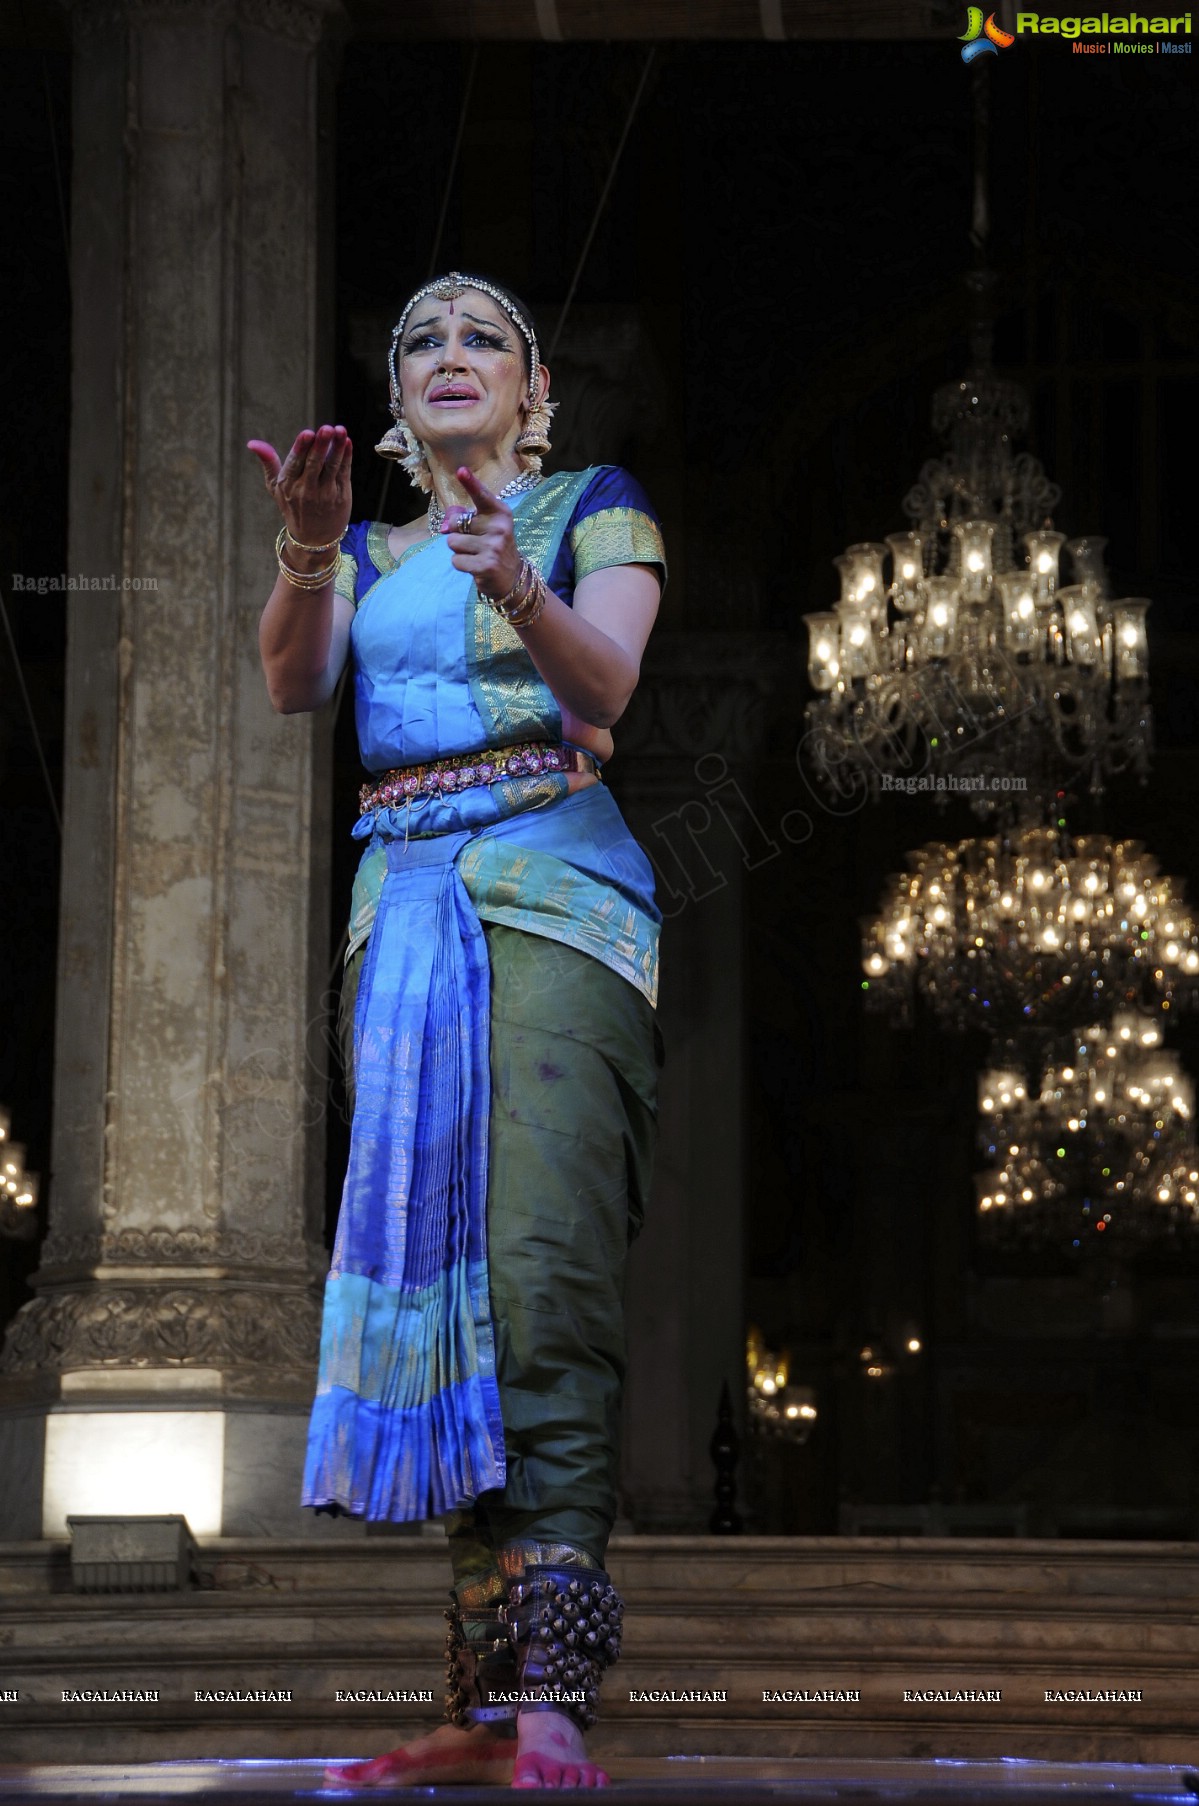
[250,424,355,713]
[448,467,659,730]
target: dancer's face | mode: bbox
[398,289,532,454]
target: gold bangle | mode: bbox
[505,567,549,627]
[286,526,346,554]
[279,557,340,590]
[480,559,533,613]
[276,527,340,589]
[482,559,548,628]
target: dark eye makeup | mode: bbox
[402,329,511,356]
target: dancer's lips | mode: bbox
[429,384,481,403]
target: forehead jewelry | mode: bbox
[385,273,542,424]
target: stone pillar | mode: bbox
[611,632,784,1531]
[0,0,344,1538]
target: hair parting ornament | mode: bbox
[394,273,542,409]
[375,272,556,490]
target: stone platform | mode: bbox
[0,1758,1197,1805]
[0,1536,1196,1764]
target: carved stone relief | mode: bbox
[0,1285,320,1377]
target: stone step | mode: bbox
[0,1714,1191,1765]
[2,1758,1198,1805]
[1,1670,1184,1713]
[0,1537,1195,1762]
[11,1534,1199,1602]
[5,1601,1197,1657]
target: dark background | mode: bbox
[3,21,1197,1531]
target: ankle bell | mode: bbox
[443,1598,520,1733]
[502,1565,624,1733]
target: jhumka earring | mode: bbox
[377,413,415,462]
[514,397,556,460]
[375,410,419,462]
[375,407,434,492]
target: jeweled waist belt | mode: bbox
[358,741,600,816]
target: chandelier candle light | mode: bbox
[861,830,1199,1035]
[842,71,1183,1259]
[746,1327,818,1444]
[802,371,1153,818]
[975,1013,1199,1251]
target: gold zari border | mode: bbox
[569,507,665,583]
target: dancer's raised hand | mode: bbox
[247,424,352,549]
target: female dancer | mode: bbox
[251,273,664,1788]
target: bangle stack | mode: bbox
[480,559,549,628]
[276,525,344,590]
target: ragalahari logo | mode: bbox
[960,7,1017,57]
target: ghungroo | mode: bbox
[502,1565,624,1732]
[443,1600,520,1734]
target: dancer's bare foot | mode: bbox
[326,1719,515,1787]
[512,1708,608,1788]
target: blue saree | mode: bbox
[301,468,665,1522]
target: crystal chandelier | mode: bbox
[801,370,1153,819]
[839,69,1188,1259]
[975,1012,1199,1253]
[798,74,1152,821]
[861,827,1199,1034]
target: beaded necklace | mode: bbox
[426,469,543,535]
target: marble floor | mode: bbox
[0,1759,1196,1805]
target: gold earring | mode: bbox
[375,413,421,462]
[375,412,434,493]
[515,399,553,457]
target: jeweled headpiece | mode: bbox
[386,273,541,413]
[375,272,552,487]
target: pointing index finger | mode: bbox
[456,466,503,513]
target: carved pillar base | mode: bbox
[0,1401,337,1541]
[0,1227,341,1536]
